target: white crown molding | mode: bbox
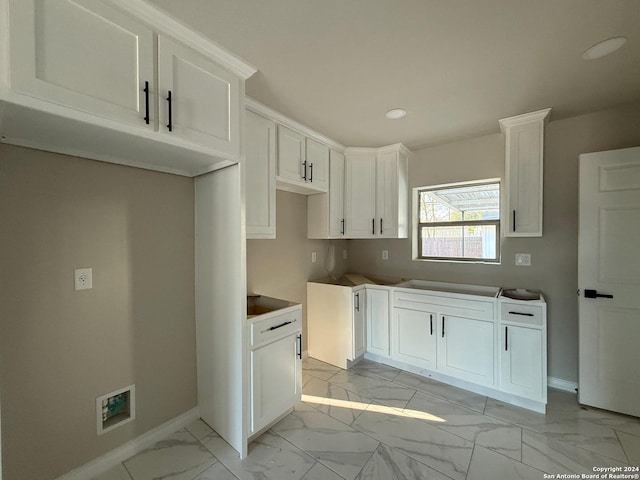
[345,143,411,157]
[499,108,552,133]
[246,96,346,152]
[55,407,200,480]
[106,0,256,80]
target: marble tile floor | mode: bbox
[96,357,640,480]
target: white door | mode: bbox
[10,0,154,128]
[437,315,494,386]
[250,335,299,434]
[366,288,390,357]
[392,308,437,369]
[328,150,345,237]
[306,138,329,192]
[344,153,376,238]
[578,146,640,417]
[158,35,240,155]
[245,110,276,239]
[499,325,543,401]
[353,290,366,359]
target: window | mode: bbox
[416,180,500,262]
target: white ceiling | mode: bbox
[147,0,640,149]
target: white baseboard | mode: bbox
[56,407,200,480]
[547,376,578,393]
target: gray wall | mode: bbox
[247,190,349,352]
[0,145,197,480]
[348,101,640,384]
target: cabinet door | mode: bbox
[392,308,437,370]
[306,138,329,192]
[376,151,399,237]
[344,154,377,238]
[245,110,276,238]
[353,290,366,359]
[328,150,346,236]
[250,334,300,434]
[437,315,495,386]
[499,325,543,401]
[366,288,390,357]
[277,126,306,184]
[9,0,154,128]
[158,35,240,155]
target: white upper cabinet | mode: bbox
[158,35,240,156]
[499,108,551,237]
[9,0,155,129]
[245,109,276,239]
[276,125,329,194]
[344,150,377,237]
[1,0,256,176]
[308,149,345,239]
[344,145,409,239]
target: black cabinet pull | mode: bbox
[340,219,345,235]
[512,210,516,232]
[430,314,433,335]
[372,218,375,235]
[508,311,534,317]
[584,289,613,299]
[505,326,509,351]
[296,334,302,359]
[143,81,150,125]
[442,316,445,337]
[166,90,173,131]
[380,218,383,234]
[268,320,292,331]
[309,163,313,182]
[302,161,307,181]
[355,293,360,312]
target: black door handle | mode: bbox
[143,81,150,125]
[584,289,613,299]
[166,90,173,131]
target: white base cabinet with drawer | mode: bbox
[248,305,302,436]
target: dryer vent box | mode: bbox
[96,384,135,435]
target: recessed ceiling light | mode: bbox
[385,108,407,120]
[582,36,627,60]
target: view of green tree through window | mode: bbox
[417,181,500,262]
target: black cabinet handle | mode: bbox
[166,90,173,132]
[442,316,445,337]
[430,314,433,335]
[302,161,307,181]
[512,210,516,232]
[380,218,383,234]
[143,81,150,125]
[355,293,360,312]
[584,289,613,299]
[340,219,345,235]
[296,334,302,359]
[505,326,508,351]
[309,163,313,182]
[372,218,375,235]
[269,320,292,331]
[508,311,534,317]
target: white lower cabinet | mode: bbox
[499,325,543,400]
[437,315,494,387]
[366,287,390,357]
[250,333,301,434]
[392,307,436,369]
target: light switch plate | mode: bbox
[382,250,389,260]
[311,252,317,263]
[515,253,531,266]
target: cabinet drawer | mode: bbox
[250,310,301,347]
[500,303,543,326]
[393,291,495,321]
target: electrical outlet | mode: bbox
[311,252,317,263]
[515,253,531,266]
[382,250,389,260]
[74,267,93,290]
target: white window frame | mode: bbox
[412,178,501,264]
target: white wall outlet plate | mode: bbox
[382,250,389,260]
[74,267,93,290]
[311,252,317,263]
[343,249,348,260]
[515,253,531,266]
